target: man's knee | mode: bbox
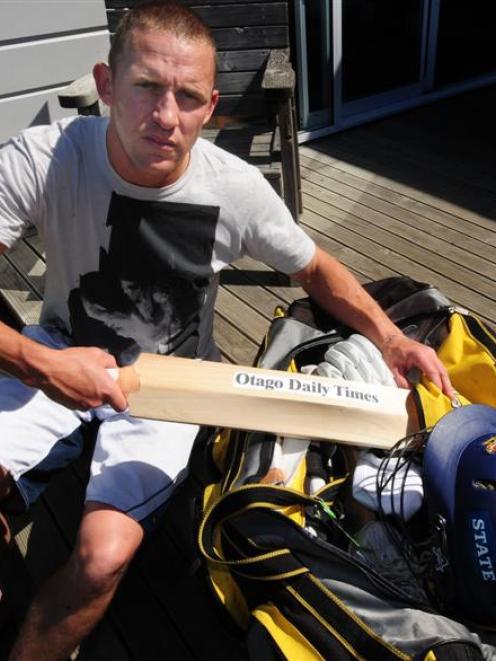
[72,542,133,596]
[71,507,143,596]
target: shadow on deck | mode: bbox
[298,84,496,328]
[310,84,496,222]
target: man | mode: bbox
[0,2,452,658]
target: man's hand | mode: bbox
[32,346,128,412]
[380,334,454,397]
[291,248,455,398]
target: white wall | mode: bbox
[0,0,109,144]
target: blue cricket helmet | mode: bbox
[423,404,496,626]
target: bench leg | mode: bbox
[278,94,301,222]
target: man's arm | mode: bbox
[0,242,127,411]
[292,247,453,395]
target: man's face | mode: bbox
[95,29,218,187]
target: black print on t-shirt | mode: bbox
[68,193,220,365]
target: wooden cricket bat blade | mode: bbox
[117,354,415,450]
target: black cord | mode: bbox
[373,429,432,598]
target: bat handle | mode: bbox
[114,366,141,396]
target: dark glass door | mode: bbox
[435,1,496,87]
[342,0,424,102]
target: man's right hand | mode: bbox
[0,320,128,412]
[27,346,128,412]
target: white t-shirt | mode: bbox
[0,116,315,363]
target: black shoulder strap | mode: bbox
[426,640,485,660]
[287,276,452,335]
[199,485,411,660]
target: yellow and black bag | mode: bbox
[196,276,496,660]
[415,311,496,427]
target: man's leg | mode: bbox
[8,503,143,661]
[0,364,93,655]
[8,412,199,660]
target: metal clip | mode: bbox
[450,391,462,409]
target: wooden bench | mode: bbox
[58,0,302,220]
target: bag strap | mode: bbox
[271,573,410,660]
[199,484,315,579]
[425,640,485,660]
[199,484,411,660]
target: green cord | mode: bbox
[315,497,361,549]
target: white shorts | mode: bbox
[0,325,199,524]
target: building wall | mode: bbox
[0,0,110,144]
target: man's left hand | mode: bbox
[380,334,454,397]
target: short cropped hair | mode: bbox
[108,1,216,74]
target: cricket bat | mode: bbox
[117,354,416,450]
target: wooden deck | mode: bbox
[1,84,496,657]
[298,87,496,330]
[217,84,496,372]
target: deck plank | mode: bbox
[300,210,398,282]
[134,528,247,660]
[229,255,302,303]
[3,240,45,295]
[302,189,495,323]
[215,286,270,346]
[300,175,496,299]
[300,153,496,261]
[214,313,259,365]
[299,88,496,327]
[356,107,496,197]
[222,266,289,321]
[329,130,496,231]
[302,135,496,233]
[0,256,42,326]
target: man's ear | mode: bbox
[202,89,220,127]
[93,62,113,106]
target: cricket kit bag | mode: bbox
[196,276,496,660]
